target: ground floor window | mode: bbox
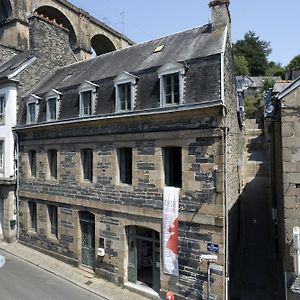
[48,205,58,237]
[28,201,37,231]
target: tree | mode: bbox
[234,31,272,76]
[266,61,284,78]
[234,55,249,76]
[287,55,300,70]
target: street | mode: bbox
[0,250,105,300]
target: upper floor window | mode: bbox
[118,148,132,185]
[26,94,41,124]
[81,148,93,182]
[0,96,5,124]
[158,61,186,106]
[114,72,138,113]
[79,81,98,117]
[46,89,61,122]
[0,141,3,169]
[163,147,182,187]
[28,150,36,178]
[47,149,57,179]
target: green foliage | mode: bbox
[234,31,272,76]
[266,61,284,78]
[262,78,275,92]
[234,55,249,75]
[287,55,300,70]
[244,94,261,119]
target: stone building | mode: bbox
[15,0,242,299]
[266,77,300,299]
[0,0,131,242]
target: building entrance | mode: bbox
[79,211,95,268]
[127,226,160,293]
[0,199,3,238]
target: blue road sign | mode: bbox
[207,243,219,253]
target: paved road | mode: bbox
[0,250,105,300]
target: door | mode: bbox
[153,241,160,292]
[0,199,3,238]
[128,236,137,283]
[80,212,95,268]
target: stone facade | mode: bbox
[15,1,242,299]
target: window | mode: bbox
[80,90,92,116]
[118,83,132,111]
[163,147,182,187]
[26,95,41,124]
[118,148,132,185]
[47,149,57,179]
[48,205,58,237]
[47,98,57,121]
[163,73,180,104]
[114,72,138,112]
[78,81,98,117]
[158,61,185,106]
[0,96,5,124]
[81,149,93,181]
[28,150,36,177]
[0,141,3,169]
[28,202,37,231]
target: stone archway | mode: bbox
[35,5,77,49]
[91,34,116,56]
[0,0,12,22]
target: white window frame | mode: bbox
[114,72,138,113]
[26,94,41,124]
[0,95,5,124]
[78,81,98,117]
[158,61,186,106]
[46,89,61,122]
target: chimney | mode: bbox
[209,0,231,31]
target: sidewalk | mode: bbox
[0,240,150,300]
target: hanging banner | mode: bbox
[163,186,180,276]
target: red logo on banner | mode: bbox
[166,217,179,255]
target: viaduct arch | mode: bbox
[0,0,132,60]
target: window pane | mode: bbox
[48,205,58,237]
[163,73,180,105]
[48,150,57,179]
[81,91,92,116]
[0,97,5,123]
[0,141,3,169]
[118,83,132,111]
[29,202,37,231]
[28,103,36,123]
[119,148,132,184]
[82,149,93,181]
[29,150,36,177]
[163,147,182,187]
[47,98,57,120]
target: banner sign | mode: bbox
[163,187,180,276]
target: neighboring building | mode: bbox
[15,1,242,299]
[0,0,132,242]
[265,76,300,299]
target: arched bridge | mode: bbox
[0,0,133,60]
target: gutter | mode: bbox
[14,100,224,131]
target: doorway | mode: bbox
[127,226,160,293]
[0,199,3,238]
[79,211,95,268]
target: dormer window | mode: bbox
[158,61,186,106]
[114,72,138,113]
[79,81,98,117]
[46,89,61,122]
[26,95,41,124]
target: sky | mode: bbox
[69,0,299,66]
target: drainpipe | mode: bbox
[13,131,19,240]
[224,120,229,300]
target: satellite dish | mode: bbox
[0,255,5,269]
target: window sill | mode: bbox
[48,234,58,241]
[115,183,133,192]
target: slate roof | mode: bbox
[0,51,32,81]
[30,24,226,95]
[272,81,293,94]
